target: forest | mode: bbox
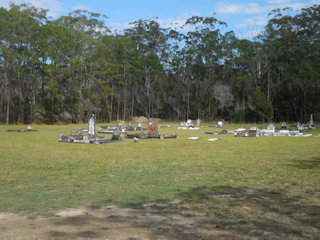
[0,3,319,124]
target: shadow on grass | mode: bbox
[287,157,320,169]
[48,186,320,240]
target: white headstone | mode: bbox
[267,124,275,133]
[218,121,223,128]
[88,114,96,135]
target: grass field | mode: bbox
[0,122,319,238]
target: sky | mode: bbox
[0,0,318,38]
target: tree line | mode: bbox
[1,3,319,124]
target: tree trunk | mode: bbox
[116,92,120,121]
[6,92,10,125]
[242,87,245,121]
[109,83,114,122]
[30,77,36,123]
[267,70,270,101]
[186,78,190,120]
[5,72,10,125]
[18,90,23,123]
[131,86,134,119]
[123,88,127,121]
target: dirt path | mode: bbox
[0,206,247,240]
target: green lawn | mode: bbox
[0,123,319,237]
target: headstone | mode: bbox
[267,124,275,133]
[127,122,134,131]
[112,129,121,141]
[310,114,314,126]
[88,114,96,135]
[218,121,223,128]
[250,126,257,131]
[138,123,142,128]
[148,124,158,135]
[196,119,201,127]
[281,122,287,129]
[117,122,125,130]
[27,126,32,130]
[187,119,193,127]
[222,126,228,133]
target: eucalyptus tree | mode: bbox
[124,19,168,118]
[183,16,229,119]
[51,10,109,122]
[259,5,320,121]
[0,3,45,124]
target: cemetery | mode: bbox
[1,2,320,238]
[1,117,320,239]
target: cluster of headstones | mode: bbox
[58,114,122,144]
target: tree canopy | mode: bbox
[1,3,319,123]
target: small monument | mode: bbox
[88,114,96,135]
[187,119,193,127]
[217,121,223,128]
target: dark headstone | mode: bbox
[112,129,121,141]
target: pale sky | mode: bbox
[0,0,318,38]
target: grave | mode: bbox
[59,114,122,144]
[261,124,275,136]
[136,123,148,131]
[88,114,96,135]
[234,126,261,137]
[148,124,159,136]
[126,123,177,139]
[208,138,222,141]
[205,126,234,135]
[126,122,135,131]
[178,119,200,130]
[281,122,287,129]
[7,126,38,132]
[111,129,122,141]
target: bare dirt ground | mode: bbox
[0,206,251,240]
